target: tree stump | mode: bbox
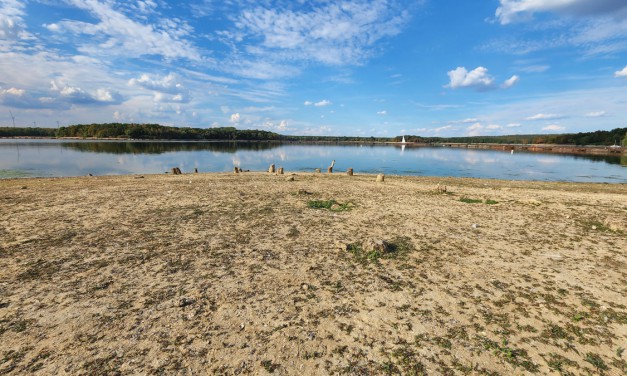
[171,167,182,175]
[234,167,240,174]
[268,164,275,173]
[347,168,353,176]
[376,173,384,182]
[277,167,284,175]
[314,168,321,173]
[327,166,333,173]
[194,168,198,174]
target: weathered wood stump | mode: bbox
[436,184,447,193]
[194,168,198,174]
[234,167,240,174]
[327,159,335,173]
[277,167,284,175]
[171,167,182,175]
[347,168,353,176]
[268,164,275,173]
[376,173,384,182]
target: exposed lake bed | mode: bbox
[1,172,625,374]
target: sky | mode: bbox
[1,0,627,137]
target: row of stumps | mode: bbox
[170,167,199,175]
[169,164,385,182]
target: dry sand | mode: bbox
[0,172,626,375]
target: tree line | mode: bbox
[0,123,625,146]
[398,127,627,146]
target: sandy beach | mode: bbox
[1,172,625,375]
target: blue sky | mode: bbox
[1,0,627,137]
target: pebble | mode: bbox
[178,297,195,307]
[471,223,479,229]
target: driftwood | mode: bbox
[327,159,335,173]
[268,164,275,173]
[347,168,353,176]
[376,173,384,182]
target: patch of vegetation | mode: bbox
[478,336,539,373]
[460,197,499,205]
[584,353,608,372]
[286,226,300,238]
[346,237,414,264]
[307,199,354,212]
[543,352,578,374]
[460,197,483,204]
[261,360,280,373]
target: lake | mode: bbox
[0,139,625,183]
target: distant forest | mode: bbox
[0,123,626,146]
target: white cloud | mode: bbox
[525,113,563,120]
[502,75,520,88]
[129,73,184,93]
[0,0,29,40]
[305,99,333,107]
[230,113,241,123]
[225,1,411,66]
[615,66,627,77]
[47,0,201,60]
[377,110,387,115]
[315,100,332,107]
[496,0,627,25]
[585,111,606,117]
[277,120,288,131]
[448,118,479,124]
[486,124,502,130]
[542,124,566,132]
[447,67,494,90]
[50,80,122,105]
[129,73,190,103]
[506,123,521,127]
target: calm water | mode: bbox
[0,139,625,183]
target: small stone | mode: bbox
[178,297,195,307]
[591,225,597,230]
[239,323,245,331]
[21,186,27,190]
[471,223,479,229]
[301,283,309,291]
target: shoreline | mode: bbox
[1,136,624,157]
[1,173,625,374]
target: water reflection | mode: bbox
[61,141,281,154]
[0,140,624,183]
